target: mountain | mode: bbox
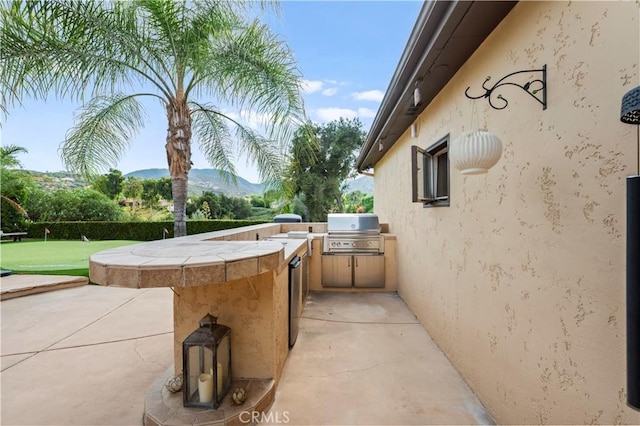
[126,169,374,196]
[26,168,373,197]
[345,175,373,195]
[125,168,266,196]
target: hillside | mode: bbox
[345,175,373,195]
[125,168,266,196]
[25,168,373,196]
[27,170,88,191]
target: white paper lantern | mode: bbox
[450,130,503,175]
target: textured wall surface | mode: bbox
[173,271,279,380]
[375,1,640,424]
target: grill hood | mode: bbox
[327,213,380,233]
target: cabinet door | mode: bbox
[353,255,385,288]
[321,255,352,287]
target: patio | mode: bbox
[0,277,491,425]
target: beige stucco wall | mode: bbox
[374,1,640,424]
[173,269,288,382]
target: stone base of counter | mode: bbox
[145,366,275,426]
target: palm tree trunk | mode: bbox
[165,101,192,237]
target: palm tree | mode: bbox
[0,144,28,168]
[0,0,305,236]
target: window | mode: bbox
[411,135,449,207]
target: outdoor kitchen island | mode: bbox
[89,221,396,425]
[89,223,309,426]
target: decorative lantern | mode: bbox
[450,130,503,175]
[182,314,231,409]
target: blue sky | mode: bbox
[1,1,423,183]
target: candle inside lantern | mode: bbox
[198,373,213,403]
[217,362,224,395]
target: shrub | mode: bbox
[27,220,269,241]
[24,188,123,222]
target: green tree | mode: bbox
[286,118,365,221]
[141,177,173,208]
[155,177,173,201]
[0,144,32,231]
[122,176,143,201]
[1,0,305,236]
[249,194,267,208]
[263,189,280,208]
[0,144,27,168]
[361,194,374,212]
[186,191,252,220]
[122,176,143,213]
[141,179,160,208]
[92,168,125,200]
[24,188,123,222]
[343,190,366,213]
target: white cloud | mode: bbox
[351,89,385,103]
[243,110,274,131]
[221,109,273,132]
[315,107,359,122]
[357,107,377,118]
[300,79,324,94]
[321,88,337,96]
[314,107,377,122]
[224,111,241,122]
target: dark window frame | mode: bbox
[411,134,450,207]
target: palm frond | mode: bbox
[0,144,29,168]
[0,194,29,218]
[61,93,150,177]
[190,101,238,182]
[188,18,305,144]
[0,0,175,107]
[190,101,284,184]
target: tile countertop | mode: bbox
[89,233,308,289]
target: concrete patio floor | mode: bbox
[0,277,492,425]
[1,281,174,426]
[266,292,492,425]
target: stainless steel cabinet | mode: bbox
[321,255,352,287]
[321,254,385,288]
[353,255,385,288]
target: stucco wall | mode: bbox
[173,270,288,381]
[375,1,640,424]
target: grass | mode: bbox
[0,239,139,277]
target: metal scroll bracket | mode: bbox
[464,65,547,111]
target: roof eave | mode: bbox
[356,0,518,173]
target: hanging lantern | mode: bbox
[450,130,503,175]
[182,314,231,409]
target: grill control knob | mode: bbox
[367,241,372,246]
[351,242,356,247]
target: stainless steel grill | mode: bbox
[323,213,384,254]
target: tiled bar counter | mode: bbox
[89,223,311,425]
[90,224,310,381]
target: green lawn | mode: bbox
[0,239,139,276]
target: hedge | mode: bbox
[27,220,270,241]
